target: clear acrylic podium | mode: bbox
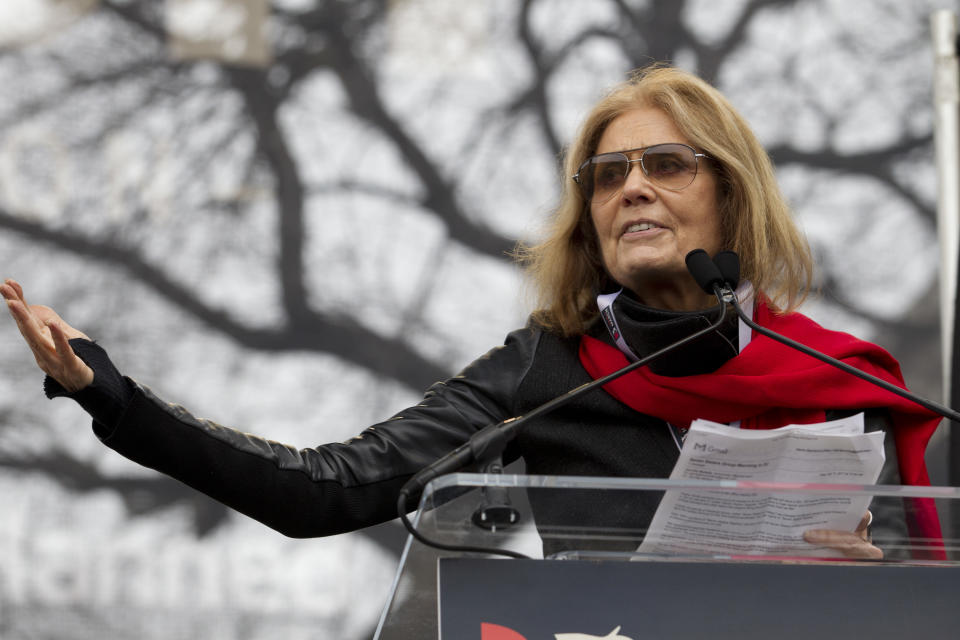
[373,474,960,639]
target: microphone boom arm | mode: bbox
[726,290,960,423]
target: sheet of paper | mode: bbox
[637,413,885,558]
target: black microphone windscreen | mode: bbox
[713,251,740,289]
[685,249,724,294]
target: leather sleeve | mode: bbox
[93,327,543,538]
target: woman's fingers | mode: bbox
[7,279,25,301]
[47,320,94,391]
[3,279,94,392]
[854,510,873,540]
[4,280,46,341]
[49,319,74,358]
[2,278,25,303]
[6,301,50,356]
[803,528,883,560]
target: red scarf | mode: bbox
[579,300,944,547]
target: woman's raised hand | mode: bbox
[2,279,94,392]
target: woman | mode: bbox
[2,65,940,559]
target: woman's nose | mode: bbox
[620,161,656,203]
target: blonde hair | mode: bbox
[519,65,813,336]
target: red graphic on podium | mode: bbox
[480,622,633,639]
[481,622,527,640]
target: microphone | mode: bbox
[685,248,728,297]
[712,251,960,423]
[713,250,740,291]
[395,256,737,556]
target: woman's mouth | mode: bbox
[623,221,662,234]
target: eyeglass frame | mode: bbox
[571,143,711,202]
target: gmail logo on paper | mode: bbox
[481,622,634,639]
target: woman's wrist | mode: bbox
[45,339,135,431]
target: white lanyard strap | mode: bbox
[734,281,755,354]
[596,289,639,362]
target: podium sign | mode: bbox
[439,557,960,639]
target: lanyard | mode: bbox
[596,289,640,362]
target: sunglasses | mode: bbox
[572,143,710,203]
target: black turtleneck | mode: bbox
[609,291,740,376]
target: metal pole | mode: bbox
[932,10,960,407]
[932,13,960,542]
